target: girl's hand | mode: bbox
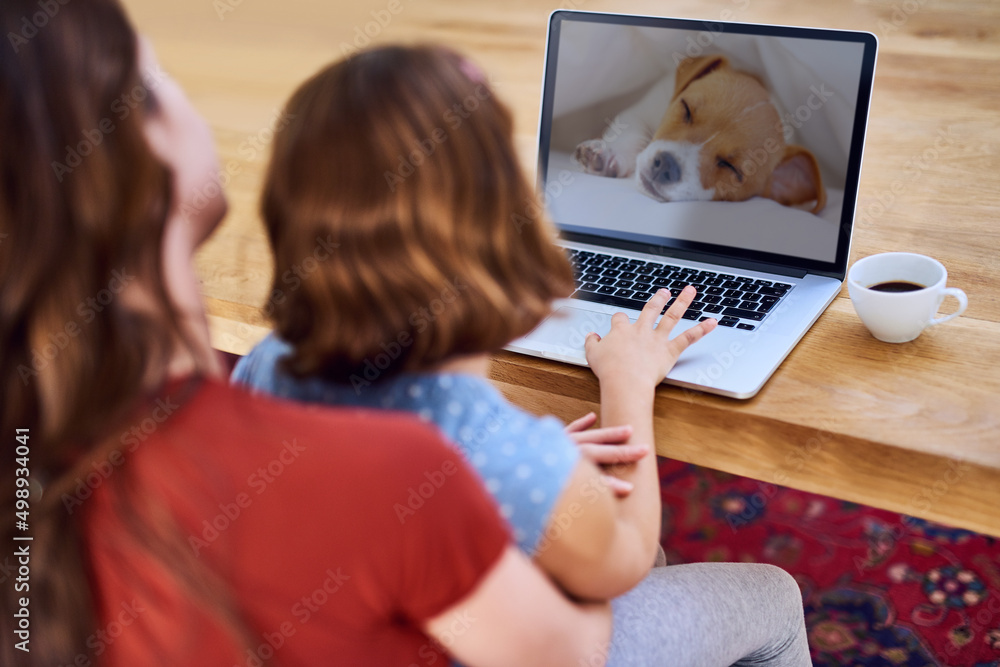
[564,412,647,497]
[584,286,717,391]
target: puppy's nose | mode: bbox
[649,152,681,184]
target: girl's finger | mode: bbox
[669,317,718,353]
[609,311,631,329]
[564,412,598,433]
[601,474,635,497]
[569,424,633,445]
[656,285,696,333]
[579,443,650,465]
[635,289,671,328]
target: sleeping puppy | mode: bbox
[573,55,826,213]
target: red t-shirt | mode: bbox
[81,378,508,666]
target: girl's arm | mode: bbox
[590,286,716,575]
[533,287,716,600]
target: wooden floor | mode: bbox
[122,0,1000,536]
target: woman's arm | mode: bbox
[425,546,612,667]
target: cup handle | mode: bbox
[927,287,968,327]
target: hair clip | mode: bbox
[459,58,487,85]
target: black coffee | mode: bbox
[868,281,925,293]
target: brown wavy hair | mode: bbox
[261,45,574,382]
[0,0,229,664]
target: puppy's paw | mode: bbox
[573,139,624,178]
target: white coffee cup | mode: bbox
[847,252,968,343]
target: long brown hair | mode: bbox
[261,45,574,383]
[0,0,212,663]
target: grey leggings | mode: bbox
[607,559,811,667]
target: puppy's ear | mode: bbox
[763,145,827,214]
[673,56,728,97]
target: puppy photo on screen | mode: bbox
[572,55,827,214]
[545,23,864,263]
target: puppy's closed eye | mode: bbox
[681,99,692,124]
[717,159,743,182]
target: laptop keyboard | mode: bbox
[566,248,793,331]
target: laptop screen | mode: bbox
[538,11,877,278]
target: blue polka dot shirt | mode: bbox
[232,334,580,554]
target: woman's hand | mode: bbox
[584,286,717,392]
[564,412,648,497]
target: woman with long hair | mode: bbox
[0,1,612,664]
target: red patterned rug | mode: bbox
[657,458,1000,666]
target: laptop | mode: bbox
[508,10,878,399]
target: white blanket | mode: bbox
[547,151,842,263]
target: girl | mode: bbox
[234,44,812,666]
[0,3,613,665]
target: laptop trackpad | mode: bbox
[525,306,628,352]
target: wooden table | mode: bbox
[123,0,1000,537]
